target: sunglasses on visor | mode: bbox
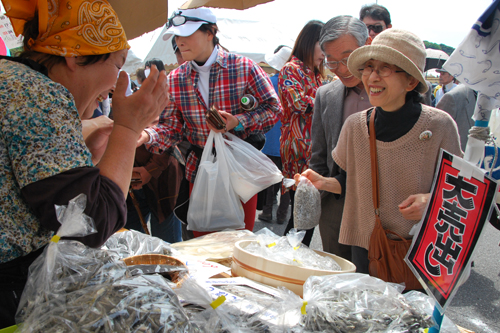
[366,24,384,34]
[167,14,213,28]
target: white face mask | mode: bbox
[144,68,150,78]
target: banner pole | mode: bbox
[428,306,444,333]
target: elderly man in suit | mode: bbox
[436,84,477,151]
[310,16,372,260]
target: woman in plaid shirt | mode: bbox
[138,8,282,236]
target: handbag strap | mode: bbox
[369,108,411,242]
[369,108,380,218]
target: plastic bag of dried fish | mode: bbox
[278,273,435,332]
[102,229,174,258]
[176,278,282,333]
[404,291,460,333]
[16,194,128,323]
[286,229,341,271]
[18,274,192,333]
[293,176,321,230]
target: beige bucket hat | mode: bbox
[347,28,428,93]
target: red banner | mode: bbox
[406,150,497,311]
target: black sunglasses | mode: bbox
[167,14,212,28]
[366,24,384,34]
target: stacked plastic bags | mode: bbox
[15,195,192,333]
[245,228,342,271]
[15,195,461,333]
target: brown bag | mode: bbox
[367,108,421,291]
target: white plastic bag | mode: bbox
[223,132,283,203]
[187,131,245,232]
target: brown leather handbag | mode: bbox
[367,108,421,291]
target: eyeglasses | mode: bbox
[324,57,349,70]
[358,64,406,77]
[366,24,384,34]
[167,14,212,28]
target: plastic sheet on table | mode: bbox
[176,278,283,333]
[171,229,256,260]
[102,229,174,258]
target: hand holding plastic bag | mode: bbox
[187,131,245,232]
[223,132,283,203]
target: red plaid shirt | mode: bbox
[145,47,282,182]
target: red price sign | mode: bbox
[406,150,497,311]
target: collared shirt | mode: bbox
[145,47,282,182]
[343,86,372,123]
[435,82,457,104]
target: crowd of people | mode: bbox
[0,0,478,328]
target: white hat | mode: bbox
[163,8,217,41]
[265,46,292,71]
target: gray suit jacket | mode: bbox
[436,84,476,151]
[309,80,350,257]
[310,79,346,178]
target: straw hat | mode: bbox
[347,29,428,93]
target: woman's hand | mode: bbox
[295,169,342,194]
[295,169,324,190]
[206,109,239,133]
[112,65,170,136]
[398,193,431,220]
[82,116,114,164]
[130,166,152,190]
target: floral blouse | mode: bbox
[0,59,92,263]
[278,56,323,184]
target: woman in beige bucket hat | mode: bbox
[297,29,462,275]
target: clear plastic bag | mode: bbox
[171,229,256,260]
[19,274,192,333]
[404,291,460,333]
[16,194,192,332]
[245,228,341,271]
[187,131,245,232]
[294,176,321,229]
[15,194,122,323]
[223,132,283,203]
[176,278,282,332]
[102,229,174,258]
[279,273,435,332]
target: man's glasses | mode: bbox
[358,64,406,77]
[167,14,212,28]
[366,24,384,34]
[324,57,349,70]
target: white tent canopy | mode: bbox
[123,17,297,74]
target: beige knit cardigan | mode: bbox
[332,105,463,250]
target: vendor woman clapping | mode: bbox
[298,29,462,274]
[0,0,169,326]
